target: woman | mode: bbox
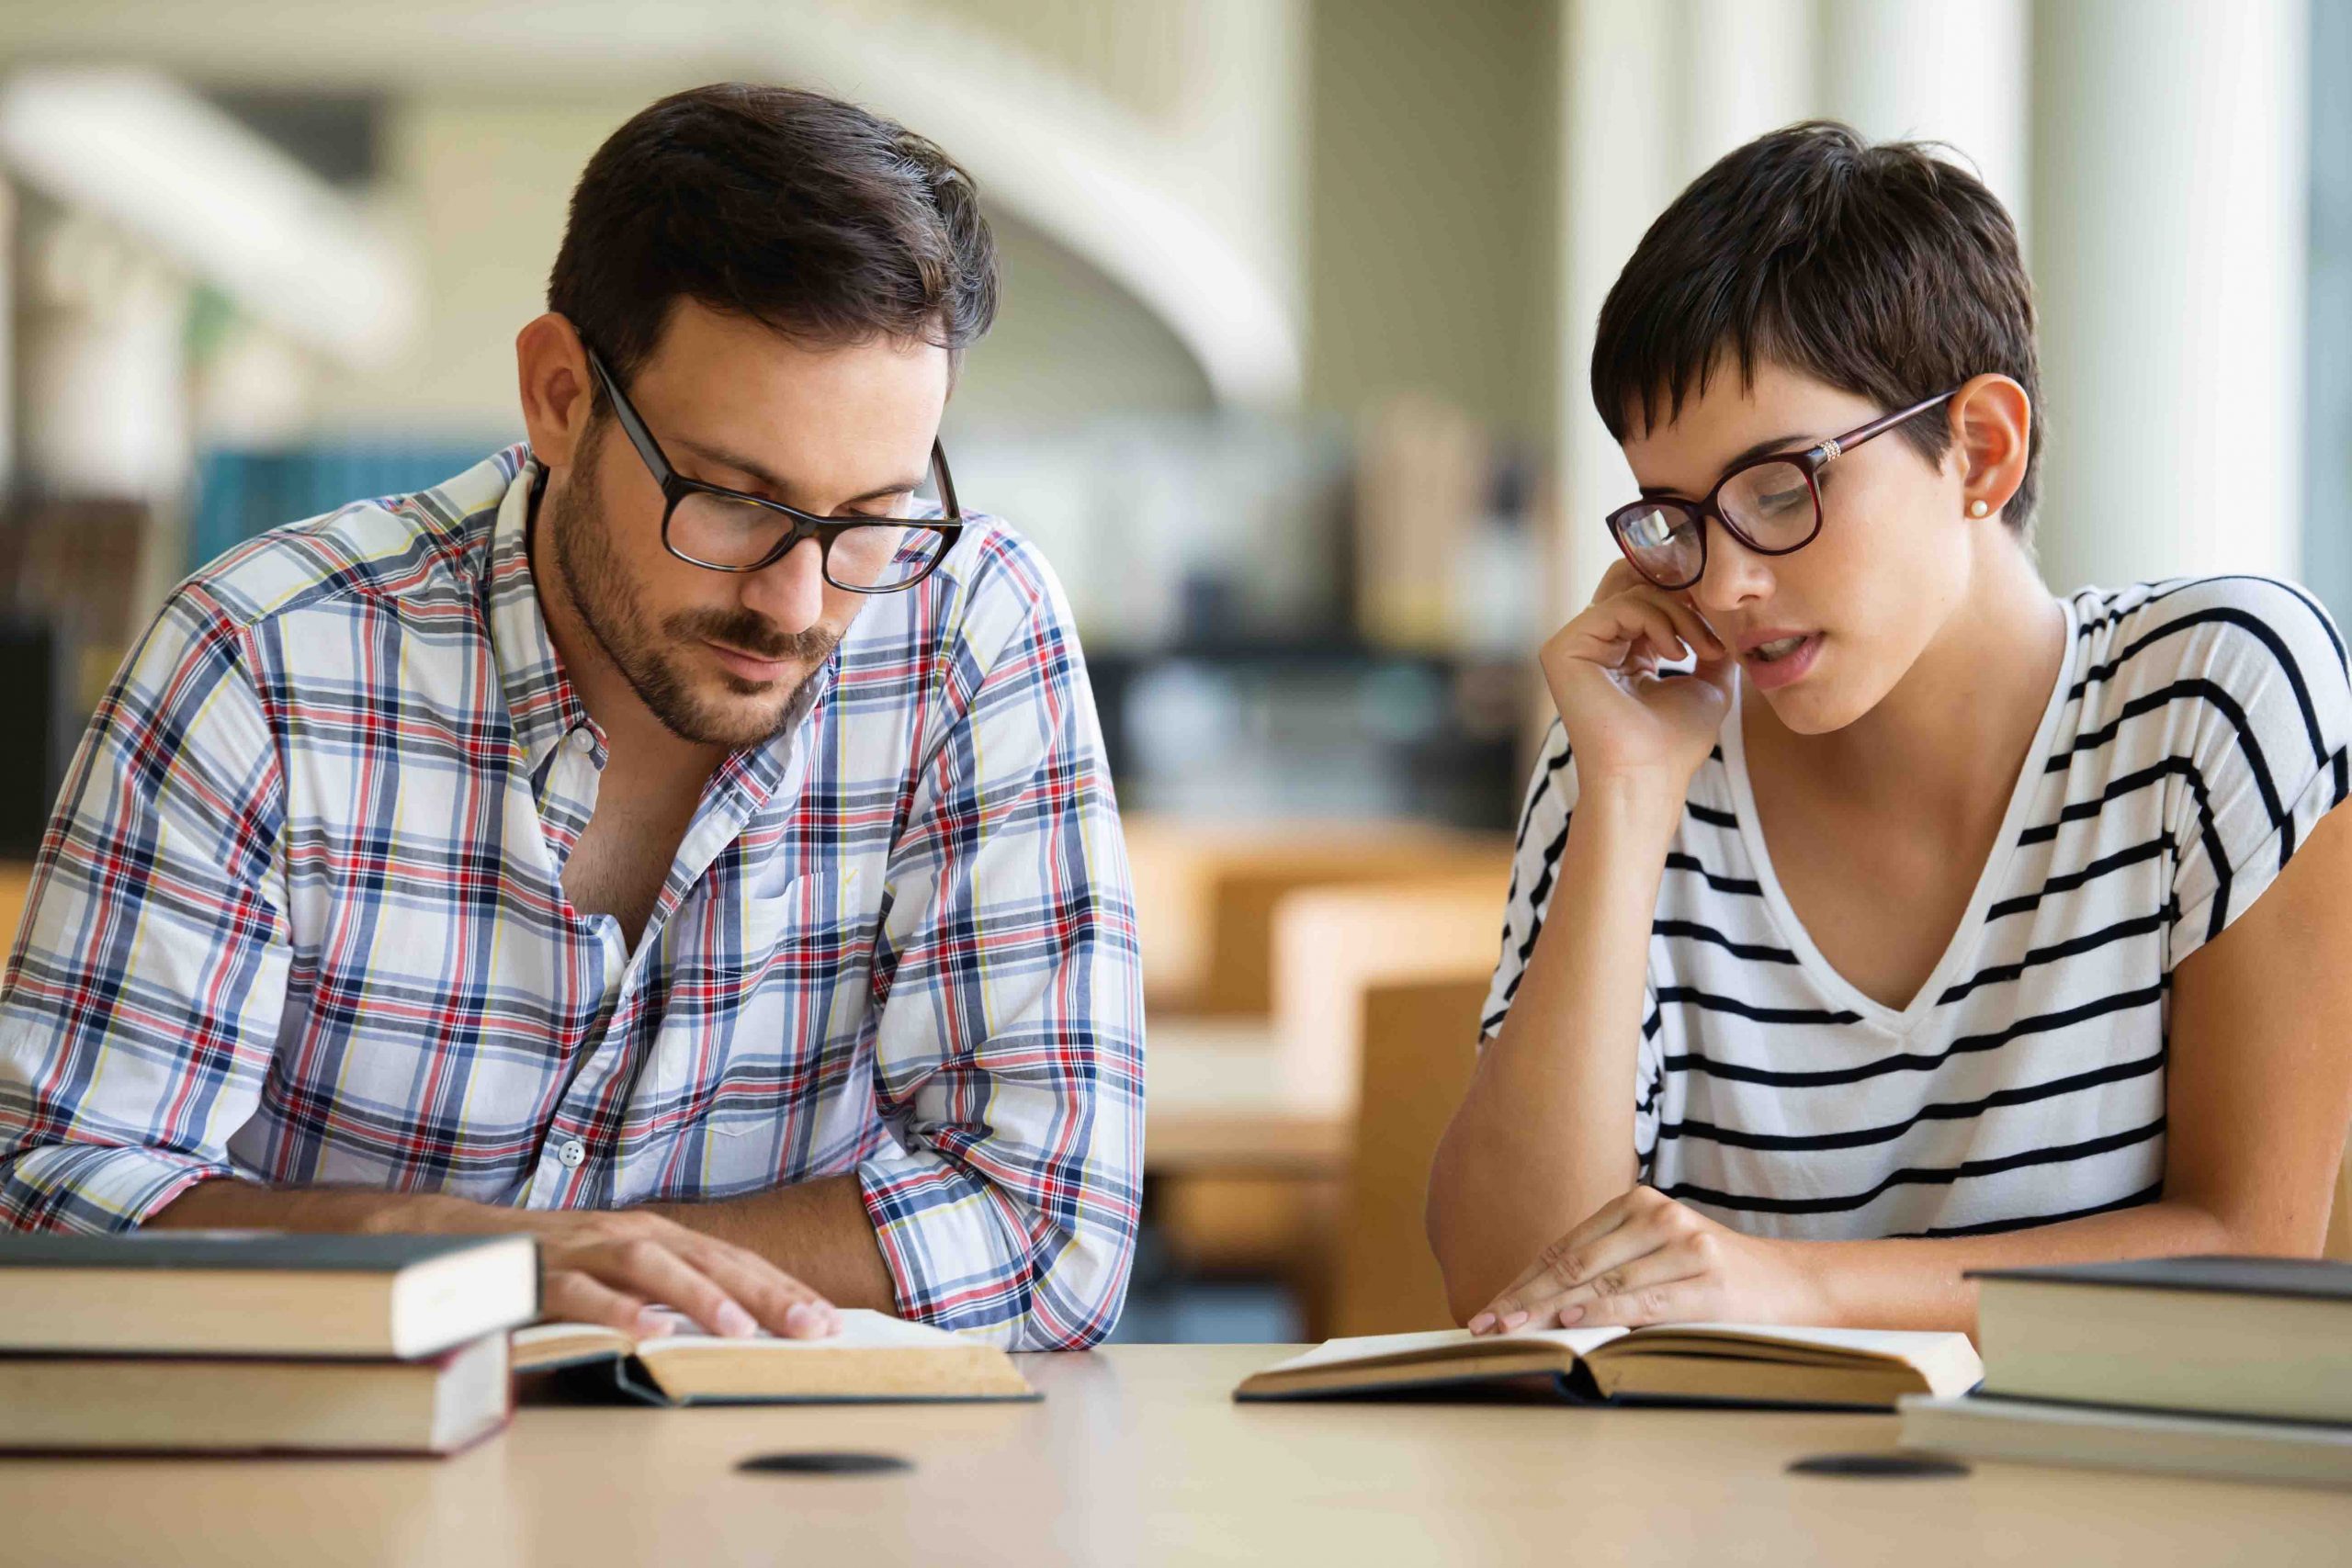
[1428,122,2352,1336]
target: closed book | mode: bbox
[0,1231,538,1360]
[1969,1256,2352,1424]
[1899,1393,2352,1490]
[513,1308,1035,1404]
[0,1333,511,1455]
[1234,1323,1983,1410]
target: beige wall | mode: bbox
[303,89,1213,443]
[1304,0,1560,446]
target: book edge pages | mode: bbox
[1233,1345,1591,1399]
[632,1342,1034,1403]
[1898,1394,2352,1489]
[391,1237,539,1359]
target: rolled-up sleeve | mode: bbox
[857,539,1143,1349]
[0,587,290,1232]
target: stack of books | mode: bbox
[0,1232,537,1455]
[1900,1256,2352,1488]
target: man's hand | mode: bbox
[146,1178,843,1341]
[525,1207,841,1340]
[1465,1186,1826,1334]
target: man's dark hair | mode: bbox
[548,83,998,397]
[1591,120,2041,528]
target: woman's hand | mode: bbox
[1465,1186,1828,1333]
[1540,560,1736,790]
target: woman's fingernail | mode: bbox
[784,1302,826,1337]
[635,1306,674,1338]
[1557,1305,1585,1325]
[1467,1312,1496,1335]
[717,1300,758,1338]
[1501,1310,1530,1332]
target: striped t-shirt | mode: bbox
[1481,576,2352,1239]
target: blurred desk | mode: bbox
[1145,1017,1346,1176]
[4,1346,2345,1567]
[1124,814,1512,1016]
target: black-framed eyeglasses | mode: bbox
[1603,388,1962,591]
[583,344,963,593]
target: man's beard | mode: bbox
[546,442,840,749]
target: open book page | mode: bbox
[1260,1325,1630,1378]
[512,1307,967,1372]
[1605,1323,1984,1401]
[632,1307,966,1353]
[1618,1323,1972,1361]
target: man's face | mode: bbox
[546,301,950,749]
[1619,359,1974,735]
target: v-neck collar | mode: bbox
[1718,595,2079,1035]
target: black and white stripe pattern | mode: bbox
[1480,577,2351,1240]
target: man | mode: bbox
[0,85,1143,1350]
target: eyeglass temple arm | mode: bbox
[1812,388,1962,464]
[931,441,962,521]
[584,349,674,485]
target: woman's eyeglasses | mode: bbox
[1604,388,1961,591]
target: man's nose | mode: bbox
[738,536,829,633]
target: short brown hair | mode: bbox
[548,83,997,392]
[1591,121,2041,528]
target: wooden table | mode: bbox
[1144,1017,1346,1176]
[6,1346,2346,1566]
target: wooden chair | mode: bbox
[2328,1145,2352,1263]
[1328,976,1488,1338]
[1144,869,1507,1323]
[1,862,33,958]
[1124,814,1513,1017]
[1266,873,1506,1120]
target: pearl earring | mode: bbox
[1968,499,1990,518]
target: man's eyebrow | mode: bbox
[672,435,925,508]
[1637,431,1815,498]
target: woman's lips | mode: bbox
[1741,632,1822,692]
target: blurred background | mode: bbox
[0,0,2344,1338]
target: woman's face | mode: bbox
[1618,360,1980,736]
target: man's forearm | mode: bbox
[1804,1198,2240,1334]
[152,1171,899,1314]
[642,1173,896,1312]
[147,1177,532,1237]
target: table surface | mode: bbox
[7,1345,2348,1567]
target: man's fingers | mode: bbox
[678,1235,840,1338]
[544,1271,652,1336]
[584,1237,759,1338]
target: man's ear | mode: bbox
[516,313,595,474]
[1949,373,2030,523]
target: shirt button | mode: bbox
[557,1139,586,1169]
[569,728,595,754]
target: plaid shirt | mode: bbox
[0,446,1143,1349]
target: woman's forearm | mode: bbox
[1427,773,1682,1317]
[1801,1199,2242,1335]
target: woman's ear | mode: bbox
[1949,373,2030,524]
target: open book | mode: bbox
[512,1307,1035,1404]
[1236,1323,1983,1410]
